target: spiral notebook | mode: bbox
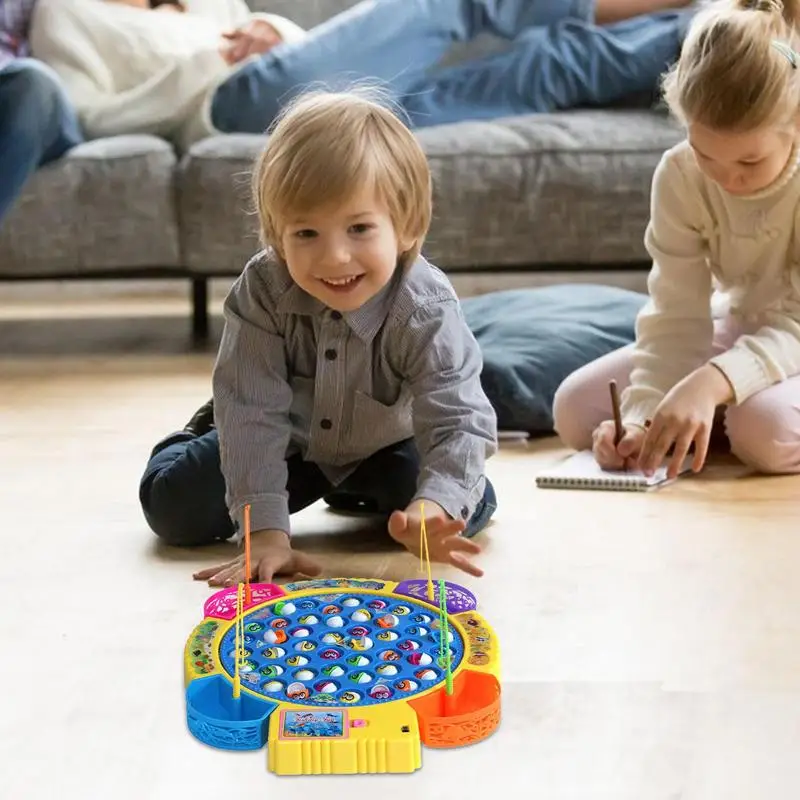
[535,450,692,492]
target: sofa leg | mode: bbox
[191,277,209,342]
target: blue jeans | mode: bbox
[210,0,693,133]
[0,59,83,223]
[139,429,497,547]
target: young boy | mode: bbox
[139,89,498,584]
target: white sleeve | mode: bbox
[30,0,228,141]
[44,52,227,140]
[30,0,115,92]
[621,150,715,427]
[709,249,800,402]
[183,0,250,28]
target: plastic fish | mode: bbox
[286,682,310,700]
[379,650,401,661]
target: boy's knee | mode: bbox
[139,453,231,547]
[552,371,593,450]
[725,402,800,474]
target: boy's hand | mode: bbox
[638,364,733,478]
[193,528,322,586]
[592,420,646,471]
[388,499,484,578]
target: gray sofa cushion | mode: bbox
[0,136,181,277]
[177,134,265,275]
[418,109,683,268]
[180,110,682,274]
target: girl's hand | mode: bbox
[638,364,733,478]
[193,529,322,586]
[592,420,646,471]
[388,499,483,578]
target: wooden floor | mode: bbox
[4,285,800,799]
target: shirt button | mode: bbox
[331,311,342,320]
[320,419,333,430]
[460,506,469,519]
[324,348,337,360]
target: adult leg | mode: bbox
[323,439,497,538]
[0,59,83,223]
[400,10,694,127]
[210,0,594,134]
[139,428,333,547]
[725,378,800,473]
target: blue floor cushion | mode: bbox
[461,284,647,434]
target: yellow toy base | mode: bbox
[268,705,422,775]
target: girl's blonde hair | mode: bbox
[252,87,432,269]
[663,0,800,131]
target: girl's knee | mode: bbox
[725,402,800,474]
[552,368,597,450]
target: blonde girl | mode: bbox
[554,0,800,479]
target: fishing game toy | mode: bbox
[183,506,501,775]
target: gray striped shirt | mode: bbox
[212,250,498,536]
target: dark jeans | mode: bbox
[139,429,497,547]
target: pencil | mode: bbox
[609,380,623,446]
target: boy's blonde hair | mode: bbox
[663,0,800,131]
[252,87,432,269]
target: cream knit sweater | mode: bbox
[622,138,800,427]
[29,0,306,150]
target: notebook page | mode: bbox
[536,450,687,486]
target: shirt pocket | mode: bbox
[352,390,413,451]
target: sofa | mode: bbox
[0,0,685,341]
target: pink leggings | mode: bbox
[552,317,800,474]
